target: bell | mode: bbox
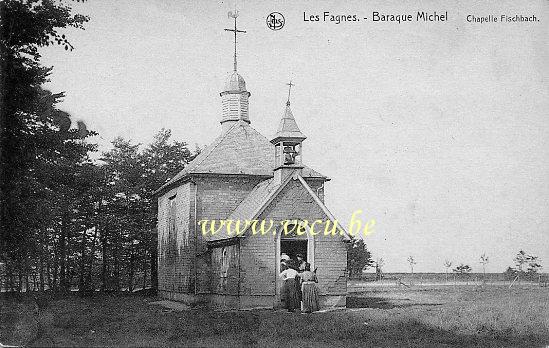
[283,146,297,165]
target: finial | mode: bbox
[286,81,294,106]
[225,10,246,72]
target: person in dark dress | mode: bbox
[280,260,300,311]
[299,263,320,313]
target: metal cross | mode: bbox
[225,12,246,72]
[286,81,295,106]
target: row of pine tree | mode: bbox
[0,0,197,293]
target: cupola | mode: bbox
[220,10,250,132]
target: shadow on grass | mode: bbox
[346,296,443,309]
[160,305,548,348]
[2,293,548,347]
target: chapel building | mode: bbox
[154,14,349,309]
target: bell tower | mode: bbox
[271,81,306,183]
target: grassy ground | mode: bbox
[1,285,548,347]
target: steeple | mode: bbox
[286,80,294,106]
[271,82,306,182]
[220,10,251,132]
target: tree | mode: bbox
[526,255,542,275]
[97,131,196,292]
[510,250,543,281]
[503,266,518,281]
[346,238,374,278]
[514,250,529,273]
[443,260,452,282]
[0,1,206,294]
[479,253,489,281]
[375,258,384,281]
[452,263,472,280]
[0,0,91,292]
[407,256,416,275]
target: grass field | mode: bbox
[1,284,548,347]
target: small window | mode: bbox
[168,195,177,232]
[166,195,177,262]
[221,247,229,277]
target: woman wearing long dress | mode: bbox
[280,261,300,312]
[300,263,320,313]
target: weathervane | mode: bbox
[225,8,246,72]
[286,81,294,106]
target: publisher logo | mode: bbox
[267,12,285,30]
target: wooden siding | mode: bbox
[157,183,195,294]
[194,176,261,293]
[240,177,347,296]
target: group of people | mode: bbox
[279,253,320,313]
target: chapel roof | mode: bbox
[154,120,327,195]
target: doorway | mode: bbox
[274,222,315,300]
[280,239,307,262]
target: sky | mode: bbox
[39,0,549,272]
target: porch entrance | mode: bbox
[274,222,315,304]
